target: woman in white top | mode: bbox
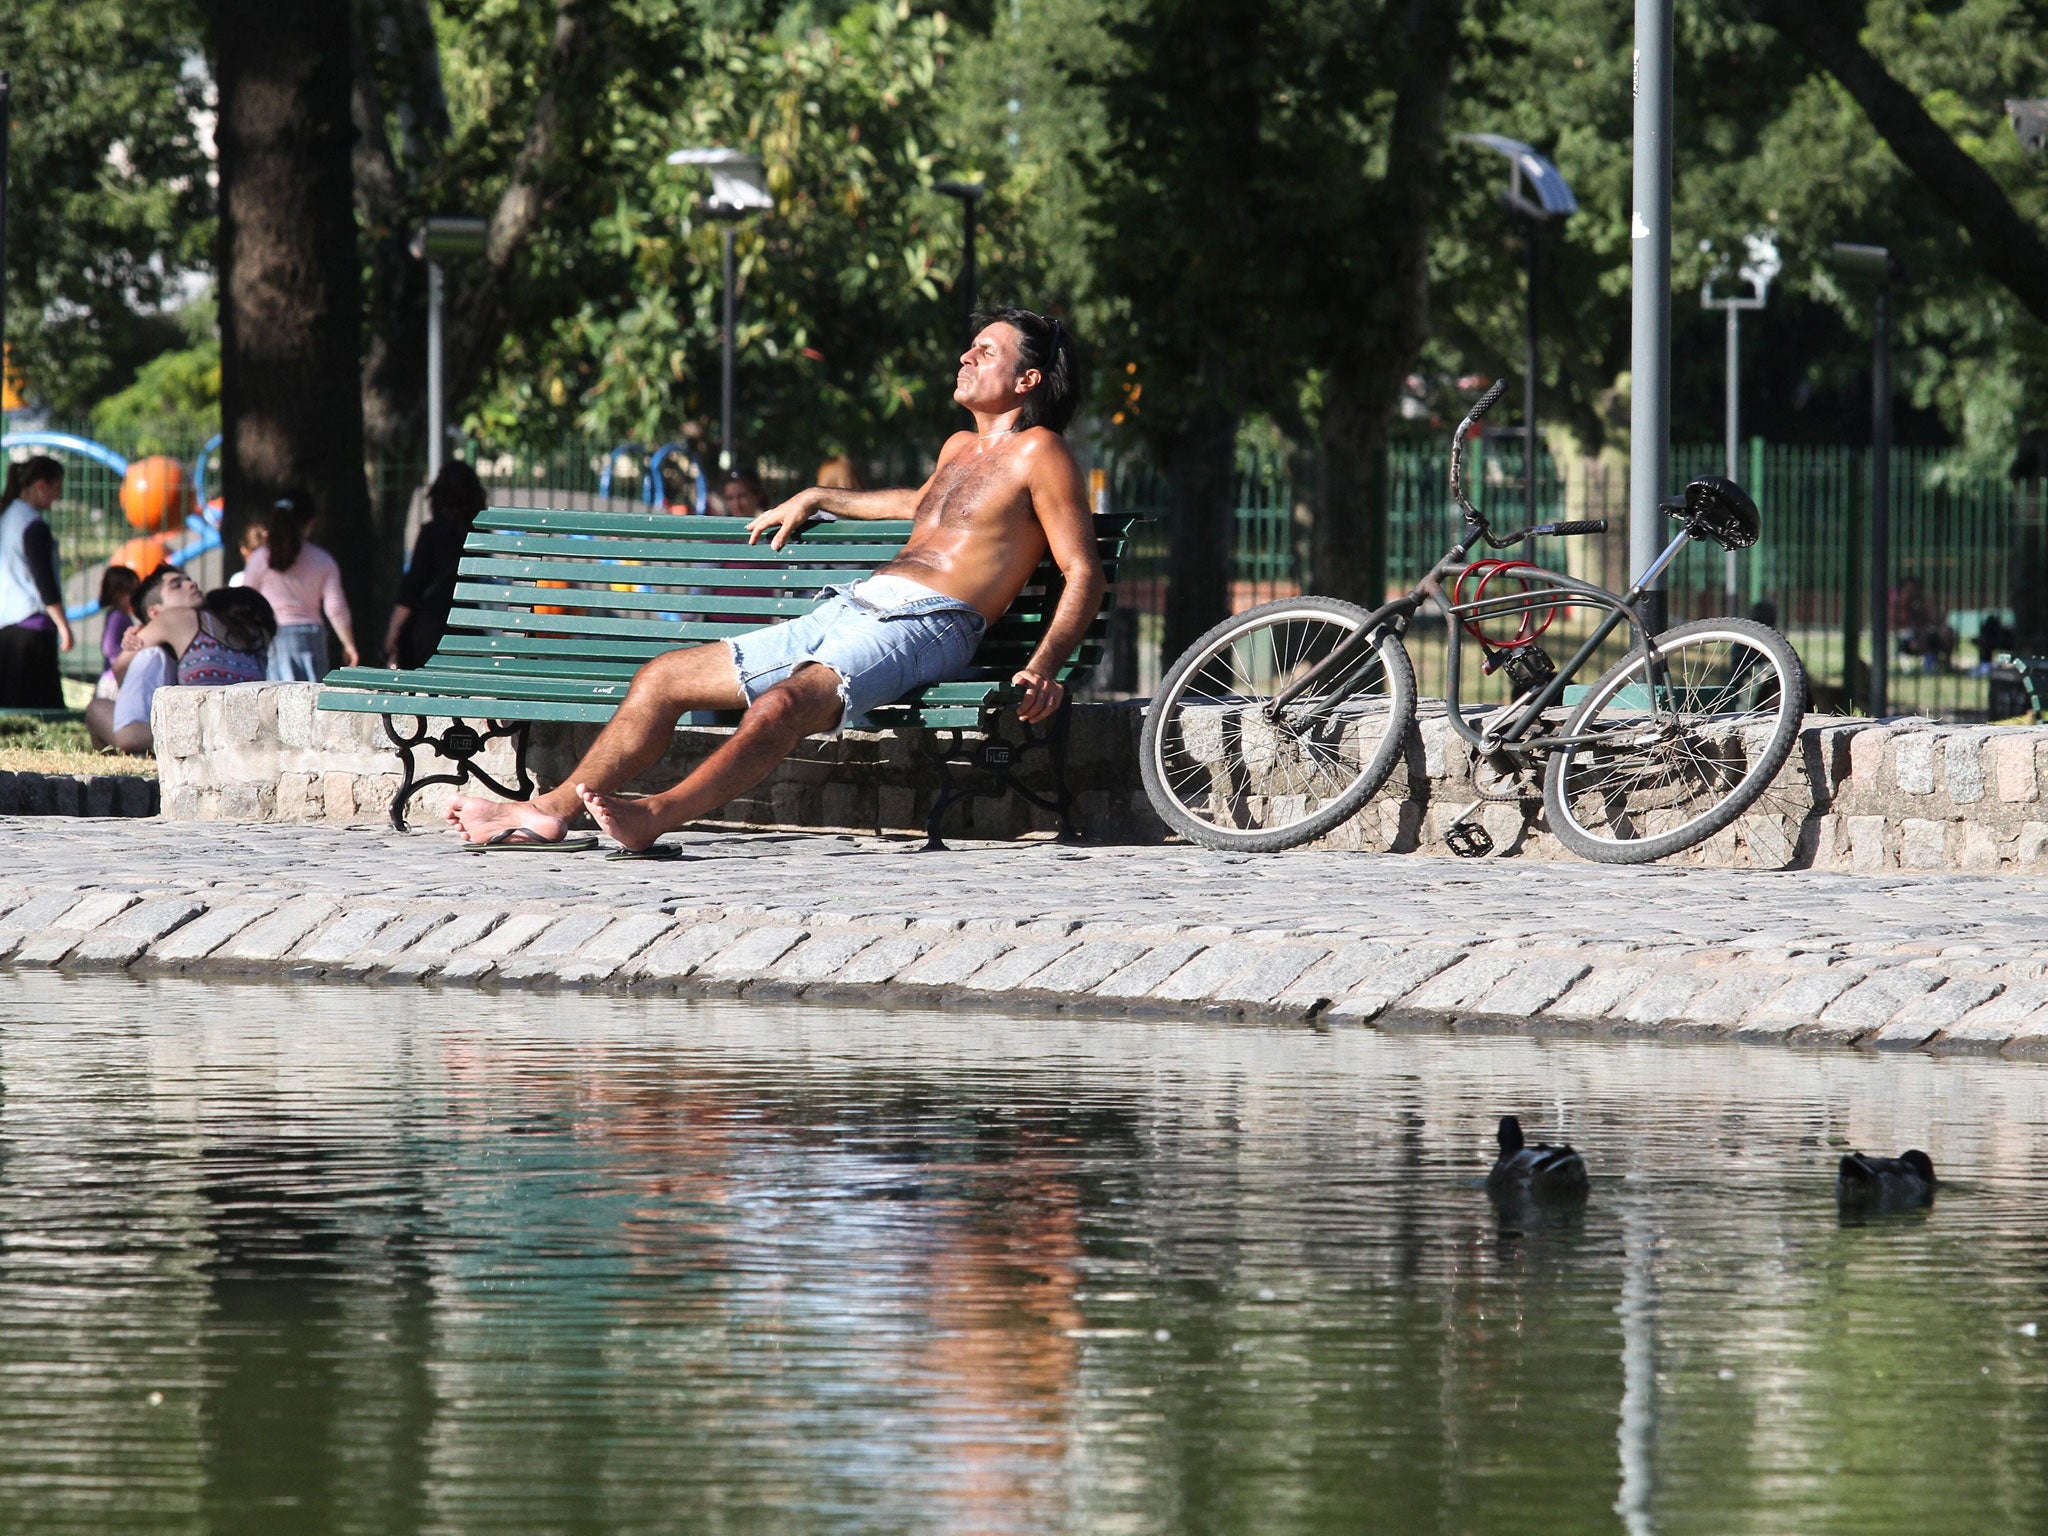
[0,455,75,706]
[240,491,359,681]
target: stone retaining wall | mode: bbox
[153,682,2048,875]
[154,682,1155,840]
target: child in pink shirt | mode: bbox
[241,493,359,680]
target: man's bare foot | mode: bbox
[446,794,570,845]
[576,783,668,853]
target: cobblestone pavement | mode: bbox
[6,816,2048,1054]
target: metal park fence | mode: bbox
[1103,438,2048,722]
[10,419,2042,719]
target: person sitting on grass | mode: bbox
[447,304,1101,852]
[86,569,276,754]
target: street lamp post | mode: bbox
[667,148,772,475]
[409,216,489,479]
[935,180,987,351]
[1700,233,1779,613]
[1460,136,1577,526]
[1832,240,1903,719]
[1631,0,1675,637]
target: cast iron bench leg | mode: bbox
[384,715,534,832]
[917,696,1081,851]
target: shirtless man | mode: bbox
[447,305,1102,851]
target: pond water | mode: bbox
[2,974,2046,1535]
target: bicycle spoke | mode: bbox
[1151,606,1407,837]
[1550,627,1798,850]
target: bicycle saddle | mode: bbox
[1665,474,1761,551]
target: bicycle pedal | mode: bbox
[1444,820,1494,858]
[1442,797,1495,858]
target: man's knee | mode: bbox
[746,667,844,737]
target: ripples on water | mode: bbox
[1,973,2045,1535]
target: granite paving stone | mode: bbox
[966,941,1081,992]
[495,912,625,982]
[897,938,1017,988]
[9,892,143,967]
[1209,946,1331,1006]
[552,914,678,985]
[296,907,403,965]
[1092,943,1209,1000]
[221,898,340,964]
[696,926,811,981]
[1020,941,1150,995]
[435,912,559,982]
[1472,959,1594,1019]
[1148,946,1263,1003]
[1321,946,1467,1023]
[770,931,883,985]
[830,935,936,985]
[144,902,276,965]
[65,897,207,969]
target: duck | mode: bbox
[1836,1149,1936,1209]
[1487,1115,1589,1200]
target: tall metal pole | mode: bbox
[1869,279,1893,718]
[1629,0,1674,636]
[1723,305,1740,611]
[0,73,12,410]
[426,260,445,480]
[720,221,737,474]
[1525,225,1541,526]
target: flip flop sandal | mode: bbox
[603,844,683,861]
[463,828,599,853]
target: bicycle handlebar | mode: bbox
[1536,519,1607,537]
[1448,379,1508,527]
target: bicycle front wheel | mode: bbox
[1141,597,1416,852]
[1542,616,1805,864]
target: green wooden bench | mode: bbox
[317,507,1135,846]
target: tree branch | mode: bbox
[1752,0,2048,327]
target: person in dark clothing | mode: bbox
[384,461,487,669]
[0,455,75,707]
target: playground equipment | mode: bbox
[599,441,710,514]
[0,429,224,620]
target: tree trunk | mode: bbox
[1313,388,1389,607]
[1308,0,1464,611]
[207,0,374,634]
[1160,404,1242,663]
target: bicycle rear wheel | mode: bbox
[1541,616,1805,864]
[1141,597,1416,852]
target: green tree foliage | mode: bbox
[469,1,966,470]
[0,0,213,418]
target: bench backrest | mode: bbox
[431,509,1135,692]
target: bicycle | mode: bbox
[1139,380,1806,864]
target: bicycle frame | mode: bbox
[1268,378,1701,756]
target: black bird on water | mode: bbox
[1487,1116,1589,1200]
[1836,1149,1936,1210]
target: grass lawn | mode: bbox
[0,714,156,778]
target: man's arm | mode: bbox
[746,434,971,548]
[1013,439,1105,724]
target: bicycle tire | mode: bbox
[1541,616,1805,864]
[1141,596,1417,852]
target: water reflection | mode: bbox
[1,974,2047,1535]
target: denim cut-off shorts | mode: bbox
[725,582,988,733]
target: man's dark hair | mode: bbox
[971,305,1080,434]
[133,566,177,618]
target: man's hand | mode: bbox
[120,625,145,654]
[1011,668,1065,723]
[54,616,74,654]
[747,491,816,550]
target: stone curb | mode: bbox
[9,881,2048,1057]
